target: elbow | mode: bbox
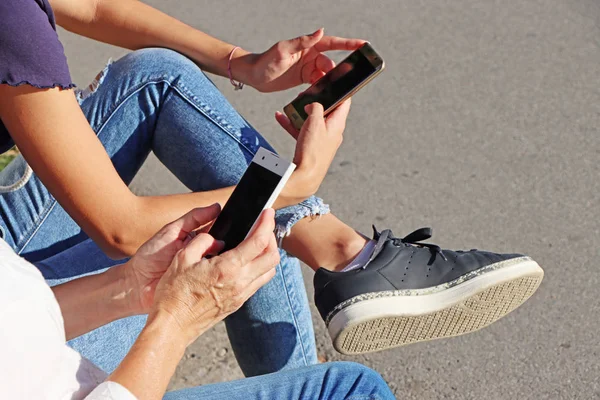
[101,232,139,260]
[96,224,141,260]
[87,195,147,259]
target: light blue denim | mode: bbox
[163,362,395,400]
[0,48,328,375]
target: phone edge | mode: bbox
[244,161,296,241]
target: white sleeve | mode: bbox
[84,382,137,400]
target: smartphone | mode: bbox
[283,42,385,130]
[208,147,295,253]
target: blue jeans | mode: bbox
[0,48,327,375]
[163,362,395,400]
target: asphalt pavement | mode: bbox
[58,0,599,398]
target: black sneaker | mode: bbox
[314,227,544,355]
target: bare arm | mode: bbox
[49,0,256,84]
[52,263,136,340]
[108,313,186,399]
[107,209,279,399]
[0,85,235,258]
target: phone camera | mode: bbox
[262,156,265,160]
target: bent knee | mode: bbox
[111,48,208,83]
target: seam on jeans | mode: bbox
[172,81,256,155]
[17,199,58,255]
[93,78,173,135]
[277,259,310,366]
[88,72,255,160]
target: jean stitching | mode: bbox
[16,198,58,255]
[173,80,256,155]
[277,260,310,366]
[91,76,254,160]
[93,77,172,135]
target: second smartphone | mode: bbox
[208,147,295,253]
[283,42,384,130]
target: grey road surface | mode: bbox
[59,0,599,398]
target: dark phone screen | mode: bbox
[292,50,376,119]
[209,162,282,252]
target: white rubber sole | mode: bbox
[328,257,544,355]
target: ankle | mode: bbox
[326,233,369,272]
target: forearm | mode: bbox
[115,184,308,257]
[118,189,232,254]
[108,313,187,400]
[52,263,136,340]
[53,0,256,83]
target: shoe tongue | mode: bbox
[364,228,393,269]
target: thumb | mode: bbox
[279,28,324,54]
[169,204,222,241]
[304,102,325,121]
[182,233,225,264]
[297,103,325,141]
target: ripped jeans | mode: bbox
[0,48,328,375]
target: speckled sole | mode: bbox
[328,258,544,355]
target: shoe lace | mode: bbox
[364,226,447,269]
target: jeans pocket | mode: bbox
[0,155,33,193]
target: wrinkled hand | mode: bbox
[275,99,351,202]
[125,204,222,314]
[249,29,365,93]
[149,209,280,345]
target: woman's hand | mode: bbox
[274,100,351,204]
[148,209,280,345]
[125,204,222,314]
[247,29,365,93]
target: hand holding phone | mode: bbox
[275,100,350,203]
[209,148,295,252]
[282,42,384,130]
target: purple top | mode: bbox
[0,0,74,153]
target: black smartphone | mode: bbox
[283,42,385,130]
[208,147,295,252]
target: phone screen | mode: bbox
[291,49,376,119]
[209,162,282,252]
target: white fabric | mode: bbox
[0,239,136,400]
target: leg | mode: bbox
[163,362,395,400]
